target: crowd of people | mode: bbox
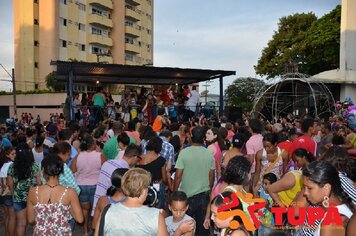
[0,87,356,236]
[62,85,204,130]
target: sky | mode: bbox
[0,0,340,93]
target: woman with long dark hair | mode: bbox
[206,127,227,181]
[302,161,354,236]
[7,145,41,236]
[204,156,252,230]
[253,133,288,197]
[27,154,83,235]
[92,168,128,230]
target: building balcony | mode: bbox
[87,54,113,63]
[88,13,113,28]
[125,5,141,21]
[125,53,142,64]
[126,0,141,6]
[125,42,140,54]
[89,34,113,47]
[125,24,141,37]
[88,0,113,10]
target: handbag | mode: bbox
[98,204,111,236]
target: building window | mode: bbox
[147,29,151,35]
[92,27,102,35]
[147,44,151,52]
[92,46,102,54]
[34,19,39,25]
[61,40,67,48]
[78,3,86,11]
[81,44,85,51]
[34,41,39,46]
[34,62,38,68]
[60,18,67,26]
[34,0,38,3]
[78,23,85,31]
[92,8,103,16]
[35,83,39,90]
[60,0,67,5]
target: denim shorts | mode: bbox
[13,201,27,212]
[79,185,96,205]
[0,195,13,207]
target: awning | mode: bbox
[51,60,235,85]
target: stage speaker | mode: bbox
[224,106,242,122]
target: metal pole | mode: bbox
[12,69,17,118]
[69,70,74,121]
[219,76,224,116]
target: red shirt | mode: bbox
[290,135,317,157]
[278,140,293,156]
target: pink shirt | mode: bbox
[76,150,102,186]
[246,134,263,173]
[126,131,141,145]
[226,130,235,141]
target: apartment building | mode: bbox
[14,0,154,91]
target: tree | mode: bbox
[225,77,266,112]
[255,5,341,78]
[303,5,341,75]
[45,72,65,92]
[255,12,317,78]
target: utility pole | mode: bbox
[12,69,17,118]
[201,80,212,104]
[0,64,17,118]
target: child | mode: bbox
[258,173,278,236]
[210,191,251,236]
[165,191,195,236]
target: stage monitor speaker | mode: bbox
[224,106,242,122]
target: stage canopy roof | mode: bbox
[51,60,236,85]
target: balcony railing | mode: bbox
[88,0,113,9]
[125,5,141,20]
[125,42,140,54]
[125,53,142,63]
[125,21,141,36]
[88,13,113,28]
[89,34,113,47]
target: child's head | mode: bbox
[262,173,278,190]
[211,191,245,230]
[169,191,189,222]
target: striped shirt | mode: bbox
[91,159,129,216]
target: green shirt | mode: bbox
[103,136,120,160]
[103,136,136,160]
[93,93,105,108]
[7,163,40,202]
[175,146,214,198]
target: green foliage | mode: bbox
[255,5,341,78]
[45,72,65,92]
[304,5,341,75]
[225,77,266,112]
[0,90,59,95]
